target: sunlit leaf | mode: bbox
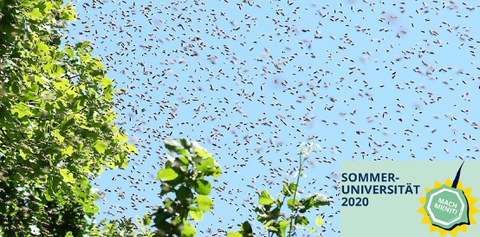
[259,190,275,205]
[59,169,75,184]
[143,214,151,226]
[195,147,211,159]
[195,179,211,195]
[52,129,65,143]
[64,145,74,156]
[196,195,214,211]
[157,168,179,181]
[189,207,203,221]
[279,220,289,236]
[11,103,34,118]
[197,157,214,172]
[227,232,242,237]
[93,140,108,154]
[181,222,196,237]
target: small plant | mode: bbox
[153,139,222,237]
[150,139,330,237]
[229,141,333,237]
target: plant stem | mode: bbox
[287,148,305,237]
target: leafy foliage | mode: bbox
[153,139,222,237]
[95,216,153,237]
[0,0,330,236]
[0,0,135,235]
[230,141,333,237]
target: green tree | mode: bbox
[0,0,136,235]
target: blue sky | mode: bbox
[67,0,480,235]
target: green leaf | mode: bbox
[143,214,151,226]
[282,182,297,196]
[52,129,65,143]
[195,147,212,159]
[197,157,215,172]
[83,203,99,215]
[51,65,65,78]
[126,144,138,154]
[59,169,75,184]
[164,139,190,157]
[189,207,203,221]
[93,140,108,154]
[181,222,196,237]
[241,221,253,234]
[177,157,189,165]
[195,195,214,211]
[19,148,28,160]
[28,8,43,20]
[157,168,179,181]
[259,190,275,205]
[64,46,74,58]
[101,78,113,88]
[316,216,323,227]
[287,198,301,211]
[165,139,182,151]
[227,232,243,237]
[295,215,309,226]
[268,207,281,221]
[211,166,222,178]
[179,138,190,149]
[279,220,289,236]
[195,179,211,195]
[11,103,34,118]
[52,78,69,90]
[64,145,74,156]
[265,221,278,232]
